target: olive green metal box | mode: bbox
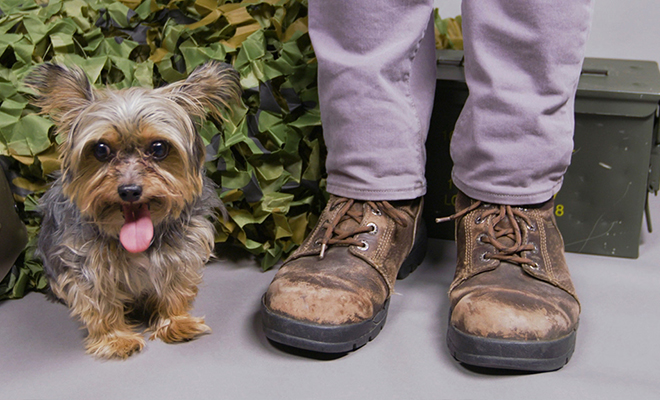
[424,50,660,258]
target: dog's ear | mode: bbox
[159,61,242,122]
[24,63,95,129]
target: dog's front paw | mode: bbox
[85,331,145,360]
[149,314,211,343]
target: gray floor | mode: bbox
[2,197,660,400]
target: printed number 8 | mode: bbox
[555,204,564,217]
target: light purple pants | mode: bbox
[309,0,594,205]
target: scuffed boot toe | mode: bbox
[264,276,377,326]
[451,290,574,341]
[449,263,579,342]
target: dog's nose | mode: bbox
[118,184,143,203]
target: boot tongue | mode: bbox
[120,203,153,253]
[489,212,519,249]
[335,202,364,233]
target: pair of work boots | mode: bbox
[261,191,580,372]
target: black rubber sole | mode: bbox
[261,220,428,354]
[447,323,578,372]
[261,296,390,353]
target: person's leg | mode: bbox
[261,0,436,352]
[445,0,594,371]
[452,0,594,204]
[318,0,437,201]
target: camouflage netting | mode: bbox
[0,0,462,300]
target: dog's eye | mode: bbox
[93,142,112,162]
[148,140,169,161]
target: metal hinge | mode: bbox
[645,103,660,232]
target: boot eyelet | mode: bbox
[476,233,487,244]
[475,216,484,224]
[357,241,369,251]
[314,239,322,246]
[527,222,536,231]
[480,253,498,266]
[528,262,540,270]
[371,208,382,216]
[367,222,378,234]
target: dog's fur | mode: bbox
[25,62,240,359]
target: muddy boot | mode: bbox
[440,191,580,371]
[261,195,427,353]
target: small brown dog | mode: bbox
[25,62,240,359]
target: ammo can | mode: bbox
[424,50,660,258]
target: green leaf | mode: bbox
[155,55,187,83]
[22,15,49,44]
[13,114,54,156]
[55,54,108,84]
[258,192,294,214]
[180,40,227,73]
[222,170,252,189]
[63,0,93,31]
[133,59,154,87]
[106,1,133,29]
[0,98,25,129]
[255,159,284,182]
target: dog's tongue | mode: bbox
[120,203,153,253]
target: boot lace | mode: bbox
[437,201,538,268]
[318,197,408,259]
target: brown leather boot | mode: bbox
[440,191,580,371]
[261,195,427,353]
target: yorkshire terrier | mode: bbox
[25,62,241,359]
